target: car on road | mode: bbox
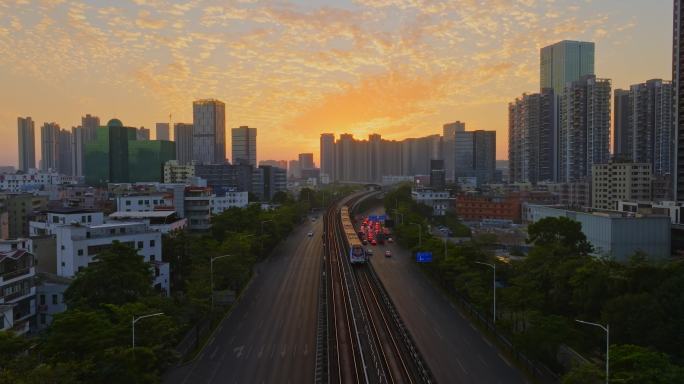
[385,250,392,257]
[366,248,373,256]
[307,231,314,237]
[370,239,377,246]
[387,237,393,243]
[362,239,368,245]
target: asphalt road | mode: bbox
[164,218,323,384]
[365,207,528,384]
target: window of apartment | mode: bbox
[52,294,58,305]
[87,215,92,223]
[150,240,155,247]
[52,216,59,223]
[39,294,45,305]
[125,200,131,206]
[138,200,143,205]
[137,241,143,249]
[77,249,83,256]
[86,232,91,239]
[109,229,115,235]
[119,228,125,234]
[150,254,155,261]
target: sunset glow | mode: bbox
[0,0,672,164]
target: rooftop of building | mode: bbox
[42,207,99,214]
[527,204,672,219]
[109,211,177,219]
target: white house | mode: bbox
[115,194,173,212]
[411,188,453,216]
[54,222,169,295]
[30,208,104,236]
[210,191,249,214]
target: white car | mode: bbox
[307,231,314,237]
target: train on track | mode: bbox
[340,205,367,264]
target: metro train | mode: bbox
[340,206,367,264]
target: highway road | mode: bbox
[164,218,323,384]
[365,207,529,384]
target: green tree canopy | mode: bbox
[64,242,152,309]
[527,216,593,255]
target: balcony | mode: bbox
[0,267,33,283]
[2,287,35,303]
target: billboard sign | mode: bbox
[416,251,432,263]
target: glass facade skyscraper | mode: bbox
[540,40,595,95]
[232,126,257,166]
[84,119,175,185]
[192,99,226,164]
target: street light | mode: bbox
[576,319,609,384]
[210,255,232,312]
[392,209,404,225]
[475,261,496,324]
[132,312,164,349]
[410,222,422,246]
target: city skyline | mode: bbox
[0,1,672,166]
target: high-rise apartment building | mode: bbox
[40,123,60,171]
[442,121,465,182]
[430,159,446,190]
[320,133,335,180]
[614,79,674,176]
[540,40,595,95]
[508,89,557,183]
[58,129,73,175]
[17,117,36,171]
[558,75,611,182]
[675,0,684,200]
[156,123,170,141]
[192,99,226,164]
[288,160,301,179]
[81,114,100,143]
[613,89,631,157]
[136,127,150,140]
[231,126,256,166]
[298,153,315,170]
[592,161,652,211]
[71,126,84,176]
[174,123,193,165]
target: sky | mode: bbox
[0,0,673,166]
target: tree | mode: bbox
[527,217,593,255]
[64,242,153,309]
[610,344,684,384]
[271,191,290,204]
[561,363,603,384]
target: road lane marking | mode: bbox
[233,345,244,358]
[281,344,287,358]
[210,346,219,360]
[478,354,489,368]
[456,357,468,374]
[257,345,264,358]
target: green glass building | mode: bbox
[85,119,175,186]
[129,140,176,183]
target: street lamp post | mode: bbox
[443,236,448,260]
[576,319,609,384]
[210,255,232,312]
[132,312,164,349]
[475,261,496,324]
[410,223,422,247]
[392,210,404,225]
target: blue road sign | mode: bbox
[416,251,432,263]
[368,215,387,222]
